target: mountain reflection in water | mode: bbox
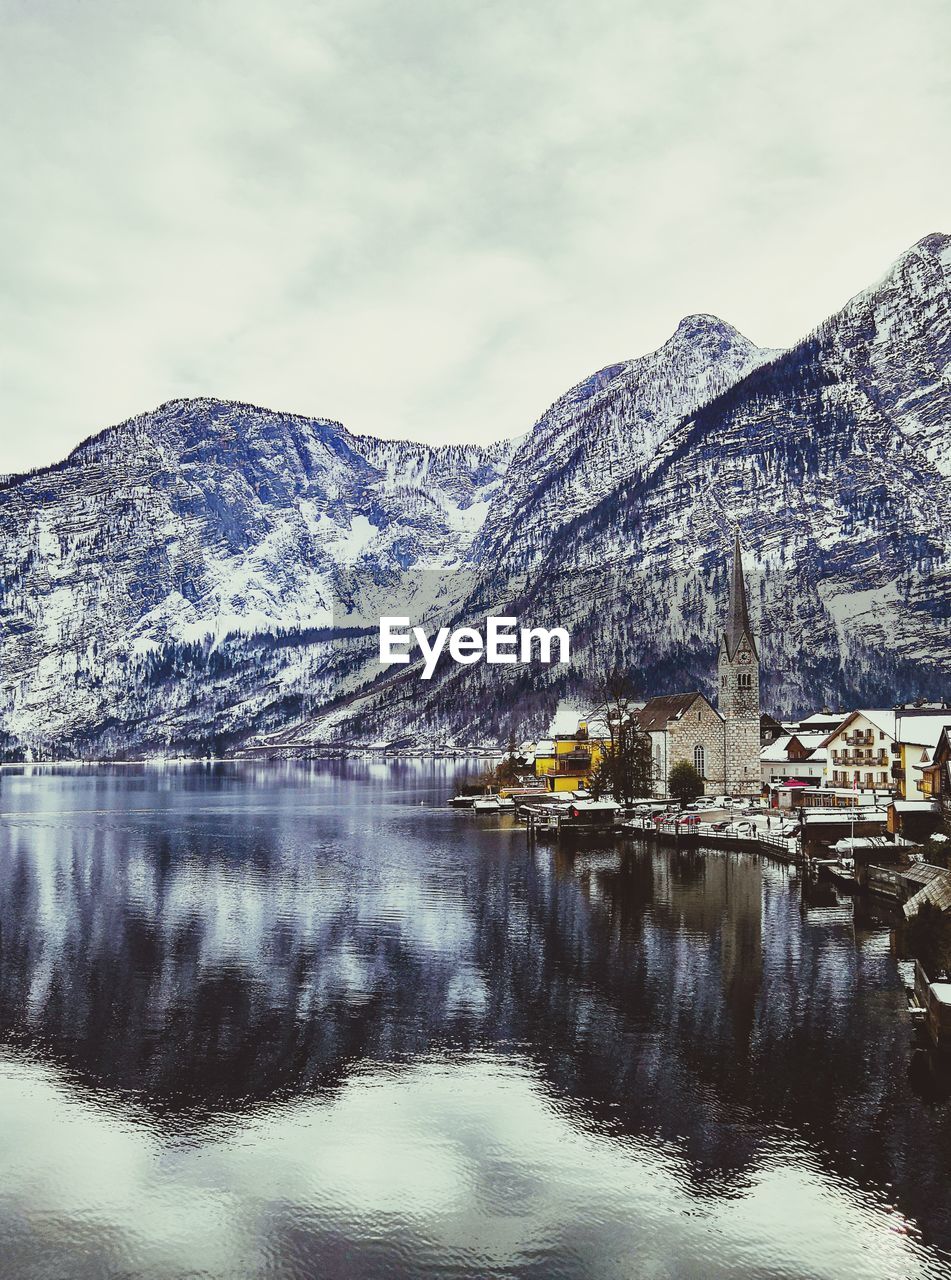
[0,761,949,1280]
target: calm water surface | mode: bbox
[0,761,950,1279]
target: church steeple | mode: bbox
[718,529,761,795]
[724,529,757,661]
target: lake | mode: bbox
[0,761,949,1279]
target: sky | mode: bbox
[1,0,949,474]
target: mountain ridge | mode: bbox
[1,232,950,756]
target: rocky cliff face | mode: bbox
[2,234,950,755]
[311,233,951,746]
[0,399,513,753]
[468,314,777,589]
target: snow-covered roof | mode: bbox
[760,733,828,762]
[820,710,896,745]
[534,739,555,754]
[835,835,894,852]
[798,711,846,728]
[857,710,897,737]
[585,718,613,739]
[895,715,951,749]
[905,872,951,919]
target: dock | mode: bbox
[619,815,800,863]
[912,960,951,1055]
[524,800,621,844]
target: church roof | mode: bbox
[636,692,721,732]
[724,529,758,660]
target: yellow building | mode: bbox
[533,721,607,792]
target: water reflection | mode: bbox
[0,762,949,1278]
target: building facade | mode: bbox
[639,692,725,797]
[533,721,607,792]
[823,711,894,792]
[823,709,951,800]
[760,732,827,791]
[920,726,951,823]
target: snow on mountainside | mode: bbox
[469,314,778,589]
[313,233,951,746]
[0,399,513,753]
[820,231,951,474]
[1,233,950,756]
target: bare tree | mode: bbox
[587,667,652,806]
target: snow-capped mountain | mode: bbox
[307,233,951,746]
[468,313,778,589]
[0,400,513,753]
[2,233,950,756]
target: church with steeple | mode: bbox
[717,530,761,795]
[636,531,762,797]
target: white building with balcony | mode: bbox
[822,711,895,793]
[822,707,951,799]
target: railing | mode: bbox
[835,751,889,766]
[538,757,592,775]
[622,816,799,859]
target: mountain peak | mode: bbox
[873,230,951,285]
[664,313,760,357]
[673,313,736,337]
[911,231,950,256]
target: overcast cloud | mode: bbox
[1,0,949,472]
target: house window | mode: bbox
[694,745,705,777]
